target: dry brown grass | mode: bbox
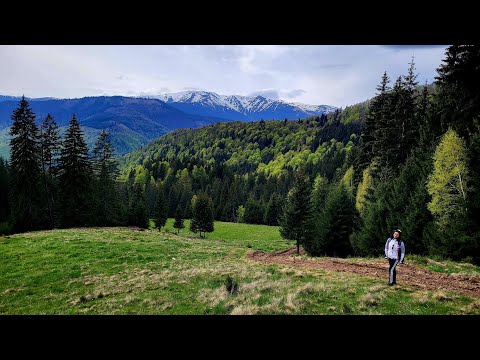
[412,291,431,305]
[197,273,335,314]
[198,286,230,307]
[432,291,453,302]
[285,293,297,310]
[3,288,23,295]
[231,304,260,315]
[461,300,480,314]
[359,293,380,307]
[367,284,385,293]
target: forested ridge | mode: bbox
[1,45,479,263]
[118,114,361,223]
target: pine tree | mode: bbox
[264,193,280,226]
[0,158,11,224]
[467,127,480,248]
[9,96,41,232]
[173,206,185,234]
[418,82,434,147]
[58,114,93,228]
[128,183,149,228]
[358,72,390,179]
[434,45,480,259]
[377,76,402,170]
[144,175,157,217]
[316,183,357,257]
[435,45,480,139]
[40,113,61,174]
[351,180,391,256]
[399,149,434,254]
[397,57,419,165]
[244,197,264,224]
[312,175,329,217]
[40,113,61,228]
[154,185,168,230]
[278,170,315,255]
[190,193,214,238]
[92,130,121,226]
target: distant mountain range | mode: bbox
[154,91,336,121]
[0,92,336,159]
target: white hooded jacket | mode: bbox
[385,238,405,262]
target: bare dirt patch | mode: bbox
[248,248,480,298]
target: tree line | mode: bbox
[118,116,360,229]
[280,45,480,262]
[0,99,214,237]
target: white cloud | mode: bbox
[0,45,449,107]
[248,88,280,100]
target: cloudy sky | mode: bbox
[0,45,448,108]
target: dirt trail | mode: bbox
[248,248,480,298]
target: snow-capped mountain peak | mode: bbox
[151,91,337,121]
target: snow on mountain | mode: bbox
[0,95,58,102]
[291,102,337,113]
[151,91,337,121]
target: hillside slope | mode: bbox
[0,96,226,158]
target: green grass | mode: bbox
[0,223,479,315]
[408,254,480,276]
[154,219,285,251]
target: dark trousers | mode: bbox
[388,258,399,284]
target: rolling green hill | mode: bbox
[1,223,478,315]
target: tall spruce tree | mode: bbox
[351,180,392,256]
[369,72,391,159]
[435,45,480,139]
[9,96,41,232]
[356,72,391,184]
[92,130,121,226]
[418,81,434,147]
[0,158,11,224]
[154,185,168,230]
[40,113,61,228]
[435,45,480,259]
[173,205,185,234]
[264,193,281,226]
[190,193,214,238]
[315,183,357,257]
[244,197,264,224]
[128,183,149,228]
[312,175,329,217]
[40,113,61,174]
[58,114,93,228]
[279,170,315,255]
[397,148,434,255]
[396,58,419,165]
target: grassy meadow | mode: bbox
[1,220,479,315]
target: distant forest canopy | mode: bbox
[1,45,479,263]
[119,116,362,224]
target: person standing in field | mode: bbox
[384,229,405,286]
